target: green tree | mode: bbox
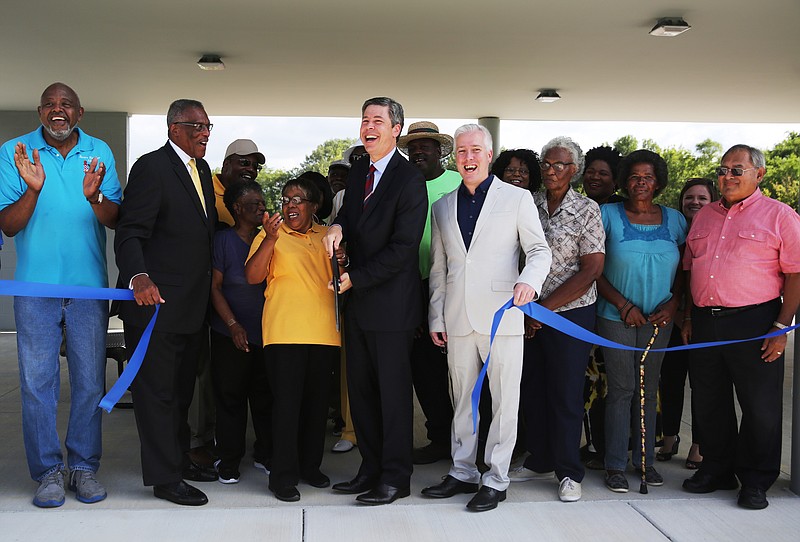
[762,132,800,208]
[612,135,638,156]
[297,138,356,176]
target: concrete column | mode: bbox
[0,110,128,331]
[478,116,500,162]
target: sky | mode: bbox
[129,115,800,173]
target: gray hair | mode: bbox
[722,144,766,169]
[361,97,404,129]
[166,99,205,125]
[541,136,585,184]
[454,124,493,151]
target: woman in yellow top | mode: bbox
[245,177,343,502]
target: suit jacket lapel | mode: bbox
[358,149,399,226]
[446,191,468,255]
[165,143,210,223]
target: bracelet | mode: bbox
[342,256,350,268]
[226,318,238,327]
[618,299,631,314]
[622,304,635,322]
[772,321,788,330]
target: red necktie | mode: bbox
[363,164,377,206]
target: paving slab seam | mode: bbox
[626,500,675,541]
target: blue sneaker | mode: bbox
[33,469,66,508]
[69,470,107,503]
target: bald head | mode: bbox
[41,82,80,108]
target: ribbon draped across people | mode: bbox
[0,280,159,413]
[471,298,800,433]
[1,281,797,422]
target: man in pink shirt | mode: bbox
[681,144,800,510]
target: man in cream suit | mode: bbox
[424,124,551,512]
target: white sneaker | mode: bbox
[331,439,355,453]
[508,465,555,482]
[558,477,582,502]
[253,461,270,475]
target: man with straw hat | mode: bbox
[398,121,461,465]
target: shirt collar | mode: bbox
[169,139,192,167]
[370,148,395,175]
[718,187,763,213]
[31,126,90,153]
[459,174,494,197]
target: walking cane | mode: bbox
[639,323,659,494]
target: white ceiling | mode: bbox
[2,0,799,123]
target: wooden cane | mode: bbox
[639,323,659,494]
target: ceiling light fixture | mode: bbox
[197,54,225,71]
[649,17,691,37]
[535,90,561,103]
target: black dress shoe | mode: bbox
[738,486,768,510]
[183,460,218,482]
[153,481,208,506]
[466,486,506,512]
[356,483,410,505]
[682,471,738,494]
[302,471,331,488]
[270,485,301,502]
[412,442,451,465]
[332,474,376,494]
[421,475,479,498]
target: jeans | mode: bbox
[597,317,670,472]
[14,296,107,481]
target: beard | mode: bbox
[42,122,75,141]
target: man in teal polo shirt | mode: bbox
[0,82,122,508]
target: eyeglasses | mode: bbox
[173,122,213,133]
[627,175,657,184]
[504,167,530,176]
[715,166,757,177]
[539,161,574,172]
[236,158,263,172]
[281,196,312,206]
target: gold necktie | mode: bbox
[188,158,207,215]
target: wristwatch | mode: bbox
[89,191,104,205]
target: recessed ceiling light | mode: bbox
[535,90,561,103]
[649,17,691,37]
[197,55,225,71]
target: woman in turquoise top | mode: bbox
[596,149,687,494]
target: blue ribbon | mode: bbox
[0,279,158,413]
[470,298,799,432]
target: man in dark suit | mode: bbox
[115,99,217,506]
[323,97,427,505]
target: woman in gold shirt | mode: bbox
[245,177,344,502]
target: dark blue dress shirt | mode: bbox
[457,175,494,250]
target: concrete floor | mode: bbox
[0,331,798,542]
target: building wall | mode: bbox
[0,111,128,331]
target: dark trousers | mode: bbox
[689,299,783,490]
[410,289,453,445]
[210,329,273,470]
[125,324,202,486]
[345,309,414,488]
[659,325,699,442]
[410,334,453,445]
[264,343,337,488]
[522,305,595,482]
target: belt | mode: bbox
[695,298,778,317]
